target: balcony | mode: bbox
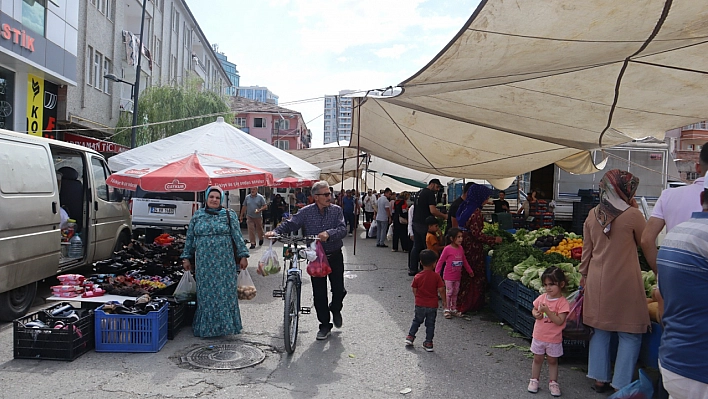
[191,55,207,81]
[272,128,299,137]
[119,97,134,113]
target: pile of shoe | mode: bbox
[100,294,167,315]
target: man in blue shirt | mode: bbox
[266,181,347,340]
[342,190,356,236]
[656,180,708,399]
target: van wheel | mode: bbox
[0,282,38,321]
[114,231,131,252]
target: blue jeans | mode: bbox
[408,305,437,343]
[376,220,388,245]
[344,212,355,233]
[587,327,643,389]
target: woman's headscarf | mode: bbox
[595,169,639,235]
[204,186,225,215]
[456,184,493,228]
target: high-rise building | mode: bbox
[214,47,239,96]
[323,90,355,145]
[236,86,278,104]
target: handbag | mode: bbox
[563,289,593,341]
[225,210,242,266]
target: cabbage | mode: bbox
[530,278,543,291]
[507,272,521,281]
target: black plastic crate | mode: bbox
[14,303,94,361]
[516,283,538,311]
[562,339,589,358]
[489,291,516,325]
[183,302,196,326]
[167,301,185,340]
[514,306,535,338]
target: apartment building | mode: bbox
[0,0,78,136]
[214,47,239,96]
[230,95,311,150]
[236,85,278,104]
[59,0,230,151]
[323,90,354,145]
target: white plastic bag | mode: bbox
[257,240,281,276]
[368,222,377,238]
[237,269,257,300]
[386,223,394,241]
[174,271,196,302]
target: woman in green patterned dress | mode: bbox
[181,186,250,337]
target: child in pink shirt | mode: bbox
[435,228,473,319]
[528,266,570,397]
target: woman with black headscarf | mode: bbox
[457,184,503,313]
[181,186,250,337]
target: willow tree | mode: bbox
[113,79,233,146]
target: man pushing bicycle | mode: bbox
[265,180,347,340]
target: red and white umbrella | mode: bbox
[106,152,274,192]
[270,177,317,188]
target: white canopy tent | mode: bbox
[352,0,708,187]
[287,143,362,185]
[108,117,321,180]
[331,171,422,194]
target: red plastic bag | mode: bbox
[571,247,582,260]
[306,241,332,278]
[563,290,593,340]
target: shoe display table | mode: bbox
[46,294,137,309]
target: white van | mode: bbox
[0,130,131,320]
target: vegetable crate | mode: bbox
[639,322,662,368]
[94,304,168,353]
[489,291,516,325]
[515,306,535,338]
[490,274,518,301]
[516,283,537,312]
[13,303,94,361]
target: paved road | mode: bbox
[0,229,602,398]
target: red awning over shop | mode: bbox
[64,133,129,154]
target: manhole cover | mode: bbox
[183,343,266,370]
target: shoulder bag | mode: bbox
[225,209,242,267]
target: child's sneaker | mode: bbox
[453,310,463,317]
[549,381,561,397]
[405,335,415,346]
[423,341,434,352]
[444,310,452,319]
[527,379,539,393]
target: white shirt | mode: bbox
[376,195,390,221]
[407,205,415,237]
[652,177,705,232]
[363,194,375,212]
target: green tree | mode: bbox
[113,79,233,146]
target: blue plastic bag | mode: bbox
[608,369,654,399]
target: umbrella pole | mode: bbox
[353,99,364,255]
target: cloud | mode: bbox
[337,56,348,62]
[373,44,410,59]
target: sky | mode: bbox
[188,0,479,147]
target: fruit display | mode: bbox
[545,237,583,259]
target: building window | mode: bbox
[86,46,94,86]
[172,9,180,33]
[276,119,290,130]
[171,55,177,83]
[275,140,289,150]
[106,0,113,21]
[103,58,111,93]
[234,117,246,128]
[22,0,45,36]
[94,51,102,88]
[152,38,161,67]
[253,118,266,128]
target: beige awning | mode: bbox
[352,0,708,181]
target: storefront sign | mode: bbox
[650,153,663,161]
[1,23,35,51]
[64,133,130,154]
[26,73,43,136]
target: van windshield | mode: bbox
[134,187,197,202]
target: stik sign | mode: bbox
[1,23,35,51]
[27,73,43,137]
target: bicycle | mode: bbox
[269,234,320,354]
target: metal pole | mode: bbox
[131,0,148,149]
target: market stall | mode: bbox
[485,224,660,363]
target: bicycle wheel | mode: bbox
[283,277,300,354]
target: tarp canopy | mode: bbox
[332,171,422,194]
[108,117,321,180]
[352,0,708,183]
[287,144,362,185]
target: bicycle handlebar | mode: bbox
[268,234,320,244]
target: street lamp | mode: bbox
[104,0,148,149]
